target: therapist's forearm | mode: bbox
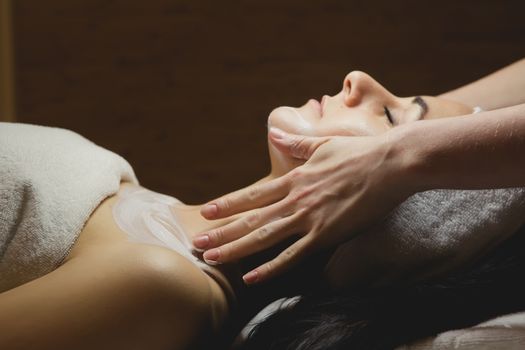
[439,58,525,110]
[392,103,525,192]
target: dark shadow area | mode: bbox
[13,0,525,203]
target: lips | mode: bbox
[308,99,322,116]
[321,95,328,112]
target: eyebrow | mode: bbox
[412,96,428,120]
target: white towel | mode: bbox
[0,122,138,292]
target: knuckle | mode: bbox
[306,195,322,210]
[291,138,303,154]
[218,197,230,211]
[283,173,322,213]
[289,168,303,181]
[282,247,296,261]
[256,226,271,242]
[211,227,225,243]
[247,186,260,201]
[298,141,312,158]
[219,245,231,260]
[307,143,318,157]
[265,261,273,276]
[245,210,261,229]
[294,206,310,221]
[287,191,301,204]
[289,136,301,150]
[289,186,312,203]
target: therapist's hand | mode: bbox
[193,127,415,284]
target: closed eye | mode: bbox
[384,106,395,125]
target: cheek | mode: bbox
[316,118,389,137]
[267,107,316,136]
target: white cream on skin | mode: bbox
[112,185,237,306]
[113,104,483,300]
[112,186,200,263]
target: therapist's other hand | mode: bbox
[193,127,413,284]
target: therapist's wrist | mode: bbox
[384,121,434,195]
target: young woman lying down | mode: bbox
[1,70,524,350]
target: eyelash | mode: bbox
[383,106,395,125]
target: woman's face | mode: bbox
[267,71,472,175]
[266,71,474,290]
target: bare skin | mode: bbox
[193,71,473,283]
[440,58,525,110]
[0,70,480,349]
[0,184,232,350]
[194,60,525,284]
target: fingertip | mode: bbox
[269,132,293,154]
[242,270,259,284]
[192,234,210,250]
[269,127,286,140]
[203,252,222,266]
[203,248,220,263]
[201,203,218,219]
[204,258,222,266]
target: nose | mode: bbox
[342,71,394,107]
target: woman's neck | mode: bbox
[169,174,288,328]
[172,173,276,238]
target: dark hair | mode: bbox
[241,225,525,350]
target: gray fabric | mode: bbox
[240,189,525,345]
[326,188,525,289]
[0,123,138,292]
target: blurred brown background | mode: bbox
[2,0,525,203]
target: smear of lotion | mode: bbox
[112,186,200,264]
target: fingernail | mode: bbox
[269,127,285,140]
[201,204,218,218]
[203,249,220,264]
[243,270,259,284]
[204,259,221,266]
[193,235,210,249]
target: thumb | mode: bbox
[269,127,330,160]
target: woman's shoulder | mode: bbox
[64,187,229,333]
[65,235,225,344]
[99,242,214,306]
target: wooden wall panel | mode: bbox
[12,0,525,203]
[0,0,15,121]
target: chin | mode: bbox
[267,106,314,136]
